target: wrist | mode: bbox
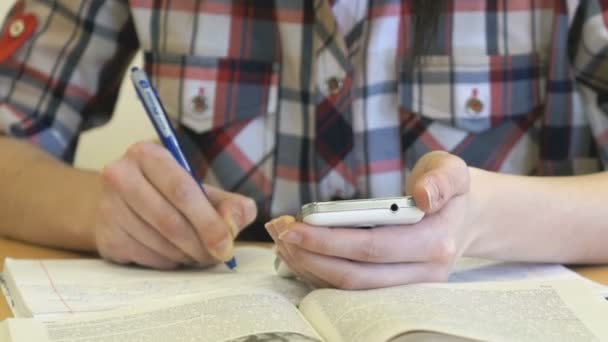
[63,169,103,251]
[462,167,492,256]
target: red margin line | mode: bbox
[39,260,74,313]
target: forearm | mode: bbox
[0,137,100,251]
[466,168,608,264]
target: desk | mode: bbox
[2,237,608,321]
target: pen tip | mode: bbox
[225,257,237,271]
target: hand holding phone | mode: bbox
[299,196,424,228]
[274,197,424,278]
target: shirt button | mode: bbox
[325,76,344,95]
[465,97,484,116]
[190,95,208,114]
[9,19,25,38]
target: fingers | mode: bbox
[96,221,180,270]
[127,142,235,261]
[406,151,470,213]
[100,188,195,265]
[266,217,330,288]
[97,141,259,270]
[273,219,455,264]
[276,246,450,290]
[265,216,456,289]
[101,154,213,264]
[263,152,472,289]
[208,186,258,238]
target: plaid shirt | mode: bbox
[2,0,608,234]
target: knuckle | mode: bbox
[143,258,178,270]
[243,198,258,224]
[99,240,130,264]
[172,250,192,264]
[420,151,442,165]
[111,253,131,265]
[305,231,328,253]
[430,150,450,158]
[336,271,363,290]
[281,245,304,262]
[357,231,380,262]
[438,156,469,192]
[428,266,451,283]
[446,153,468,171]
[171,180,197,207]
[201,222,230,250]
[430,237,456,264]
[287,246,301,259]
[100,163,124,188]
[126,141,150,160]
[153,240,189,262]
[157,212,184,237]
[102,234,124,253]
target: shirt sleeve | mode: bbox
[570,0,608,166]
[0,0,139,162]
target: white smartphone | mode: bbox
[298,196,424,228]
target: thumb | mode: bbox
[406,151,470,214]
[214,194,258,238]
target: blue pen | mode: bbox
[130,67,237,270]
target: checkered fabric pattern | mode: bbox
[2,0,608,227]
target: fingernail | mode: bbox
[211,236,234,262]
[424,180,439,210]
[264,221,278,241]
[225,214,241,239]
[279,231,301,244]
[272,216,295,235]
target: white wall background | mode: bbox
[1,2,156,170]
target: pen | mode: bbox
[130,67,237,270]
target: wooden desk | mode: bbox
[2,237,608,321]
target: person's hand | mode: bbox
[266,151,478,289]
[93,141,257,269]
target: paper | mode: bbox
[450,258,608,296]
[300,280,608,342]
[3,247,607,322]
[43,290,322,342]
[2,247,311,320]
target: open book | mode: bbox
[2,247,608,341]
[2,278,608,341]
[1,246,605,320]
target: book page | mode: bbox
[1,319,49,342]
[0,320,9,341]
[449,258,608,298]
[450,258,580,282]
[1,247,311,320]
[40,289,323,342]
[451,258,607,294]
[299,280,608,342]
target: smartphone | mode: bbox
[298,196,424,228]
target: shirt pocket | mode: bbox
[148,53,280,133]
[398,53,546,133]
[147,53,280,204]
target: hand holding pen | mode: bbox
[87,68,258,270]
